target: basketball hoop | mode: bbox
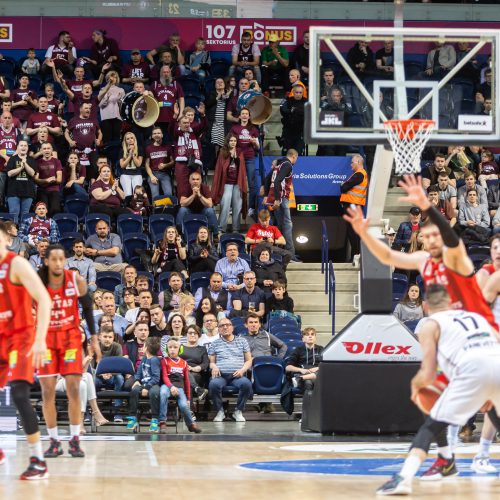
[383,119,436,175]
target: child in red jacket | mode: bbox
[159,336,202,433]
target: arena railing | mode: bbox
[321,219,329,294]
[328,260,336,336]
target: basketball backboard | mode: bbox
[305,26,500,146]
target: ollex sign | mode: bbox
[321,314,422,362]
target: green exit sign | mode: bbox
[297,204,318,212]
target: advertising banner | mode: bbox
[263,156,352,197]
[1,17,498,53]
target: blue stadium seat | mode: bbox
[149,213,175,245]
[157,271,171,292]
[52,213,79,234]
[96,271,122,291]
[189,272,211,294]
[64,194,89,222]
[95,356,134,377]
[0,58,16,77]
[210,59,230,78]
[122,233,149,262]
[404,320,420,333]
[404,61,424,79]
[233,324,247,336]
[240,252,251,266]
[230,316,245,328]
[470,252,490,271]
[274,331,302,342]
[252,356,285,395]
[117,213,143,239]
[284,339,303,357]
[85,213,111,237]
[184,93,202,109]
[392,275,409,296]
[152,195,178,216]
[179,76,202,95]
[219,233,246,255]
[59,232,82,253]
[204,77,217,96]
[181,214,208,245]
[27,75,42,92]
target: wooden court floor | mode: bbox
[2,423,500,500]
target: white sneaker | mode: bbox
[213,409,225,422]
[233,410,246,422]
[471,455,497,474]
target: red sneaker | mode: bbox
[20,457,49,480]
[420,454,458,481]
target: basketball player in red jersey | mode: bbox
[0,221,52,480]
[37,244,101,458]
[344,174,497,479]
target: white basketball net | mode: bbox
[384,119,436,175]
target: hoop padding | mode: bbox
[384,119,435,175]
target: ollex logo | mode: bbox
[342,342,412,355]
[321,113,343,126]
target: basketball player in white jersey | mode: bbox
[377,284,500,496]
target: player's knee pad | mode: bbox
[411,417,448,453]
[10,381,39,435]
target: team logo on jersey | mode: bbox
[64,349,77,363]
[8,350,18,369]
[0,270,6,279]
[65,285,76,296]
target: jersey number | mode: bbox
[453,315,479,331]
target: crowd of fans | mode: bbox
[0,26,495,429]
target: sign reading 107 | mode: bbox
[206,25,236,40]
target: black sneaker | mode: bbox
[376,474,411,495]
[20,457,49,480]
[420,454,458,481]
[43,438,63,458]
[68,436,85,458]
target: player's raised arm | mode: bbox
[398,175,473,276]
[482,269,500,305]
[11,256,51,368]
[343,205,427,271]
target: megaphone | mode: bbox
[237,90,273,125]
[120,91,160,128]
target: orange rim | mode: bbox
[384,119,435,140]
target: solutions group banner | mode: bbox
[263,156,352,197]
[0,17,499,53]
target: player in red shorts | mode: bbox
[0,221,52,480]
[344,174,498,480]
[37,244,101,458]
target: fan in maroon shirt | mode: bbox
[151,66,185,126]
[10,76,38,123]
[26,97,62,144]
[35,142,63,216]
[122,50,150,85]
[65,103,102,166]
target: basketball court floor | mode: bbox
[1,422,500,499]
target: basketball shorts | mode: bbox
[430,351,500,426]
[37,328,83,377]
[0,329,36,387]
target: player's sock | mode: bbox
[447,425,460,452]
[400,455,422,480]
[479,437,493,457]
[28,441,44,461]
[70,424,80,438]
[437,446,452,459]
[47,427,59,440]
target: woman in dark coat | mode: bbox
[252,246,286,297]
